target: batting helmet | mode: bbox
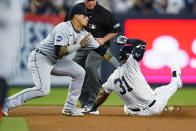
[119,45,134,60]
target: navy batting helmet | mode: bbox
[119,45,134,60]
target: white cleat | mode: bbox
[77,105,89,113]
[82,108,99,115]
[171,64,183,88]
[89,109,99,115]
[62,109,84,116]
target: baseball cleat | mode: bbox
[171,64,183,88]
[164,105,181,112]
[89,109,99,115]
[62,109,84,116]
[80,106,91,113]
[82,108,99,115]
[78,105,89,113]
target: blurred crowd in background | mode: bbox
[20,0,196,15]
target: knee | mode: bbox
[85,63,96,74]
[38,88,50,96]
[75,67,86,79]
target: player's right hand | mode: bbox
[80,33,91,48]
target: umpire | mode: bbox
[65,0,121,110]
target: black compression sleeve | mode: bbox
[55,45,62,56]
[93,46,107,57]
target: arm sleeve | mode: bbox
[93,46,107,56]
[55,45,61,56]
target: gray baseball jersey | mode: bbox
[103,55,179,116]
[37,21,100,60]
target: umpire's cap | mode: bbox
[119,45,134,60]
[69,4,91,20]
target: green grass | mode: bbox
[0,117,29,131]
[167,88,196,106]
[7,87,196,106]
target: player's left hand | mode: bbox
[95,38,105,45]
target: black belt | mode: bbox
[130,100,156,112]
[35,49,47,57]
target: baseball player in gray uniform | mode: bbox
[1,4,116,117]
[86,35,183,116]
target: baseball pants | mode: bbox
[73,50,103,107]
[124,78,179,116]
[4,50,85,111]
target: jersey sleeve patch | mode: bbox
[113,23,120,29]
[56,36,62,42]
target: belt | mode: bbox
[35,49,47,57]
[130,100,156,112]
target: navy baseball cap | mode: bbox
[69,4,91,20]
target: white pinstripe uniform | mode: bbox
[4,21,100,113]
[102,55,180,116]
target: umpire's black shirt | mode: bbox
[64,2,121,48]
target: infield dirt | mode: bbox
[8,106,196,131]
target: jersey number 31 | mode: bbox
[114,76,133,95]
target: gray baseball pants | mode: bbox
[4,50,85,111]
